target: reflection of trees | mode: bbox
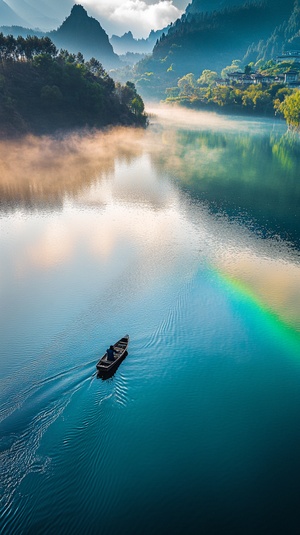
[0,128,144,213]
[151,126,300,245]
[2,120,300,246]
[271,130,300,173]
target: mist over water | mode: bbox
[1,106,300,534]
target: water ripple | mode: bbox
[0,361,97,526]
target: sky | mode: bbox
[80,0,189,38]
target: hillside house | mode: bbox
[226,71,244,82]
[225,71,296,87]
[284,70,299,85]
[276,50,300,63]
[226,72,254,85]
[252,73,276,84]
[215,78,228,86]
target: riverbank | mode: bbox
[163,80,300,130]
[164,96,275,117]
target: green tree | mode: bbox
[238,83,276,114]
[165,86,180,98]
[120,81,145,118]
[76,52,85,65]
[40,37,57,57]
[211,85,233,106]
[33,53,54,71]
[2,34,16,61]
[279,90,300,129]
[58,49,76,64]
[131,95,144,115]
[121,81,136,106]
[275,86,293,102]
[86,57,105,77]
[177,73,196,96]
[221,60,242,79]
[197,69,218,86]
[17,36,57,60]
[40,85,63,108]
[252,90,272,112]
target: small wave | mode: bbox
[0,359,99,523]
[114,375,130,407]
[143,275,194,356]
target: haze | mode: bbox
[4,0,188,37]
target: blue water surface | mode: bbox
[1,109,300,534]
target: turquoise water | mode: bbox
[1,109,300,534]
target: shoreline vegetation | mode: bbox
[0,34,147,138]
[163,62,300,131]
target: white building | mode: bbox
[276,51,300,63]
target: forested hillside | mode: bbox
[0,34,146,137]
[135,0,297,98]
[244,2,300,63]
[186,0,250,15]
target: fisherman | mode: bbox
[107,345,116,361]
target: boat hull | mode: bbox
[96,335,129,378]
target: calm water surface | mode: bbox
[1,107,300,534]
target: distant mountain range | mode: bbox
[0,3,163,66]
[0,5,120,69]
[110,27,170,56]
[1,0,299,82]
[0,24,44,38]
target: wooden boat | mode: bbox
[96,335,129,376]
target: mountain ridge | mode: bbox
[48,5,120,68]
[134,0,297,97]
[110,26,170,55]
[0,4,121,69]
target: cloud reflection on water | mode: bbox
[0,128,147,212]
[0,108,300,332]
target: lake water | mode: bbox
[1,107,300,534]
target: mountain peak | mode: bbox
[70,4,88,18]
[49,4,120,68]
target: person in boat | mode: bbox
[107,345,117,361]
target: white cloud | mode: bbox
[80,0,183,38]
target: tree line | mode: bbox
[0,34,57,61]
[0,34,147,136]
[165,61,300,130]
